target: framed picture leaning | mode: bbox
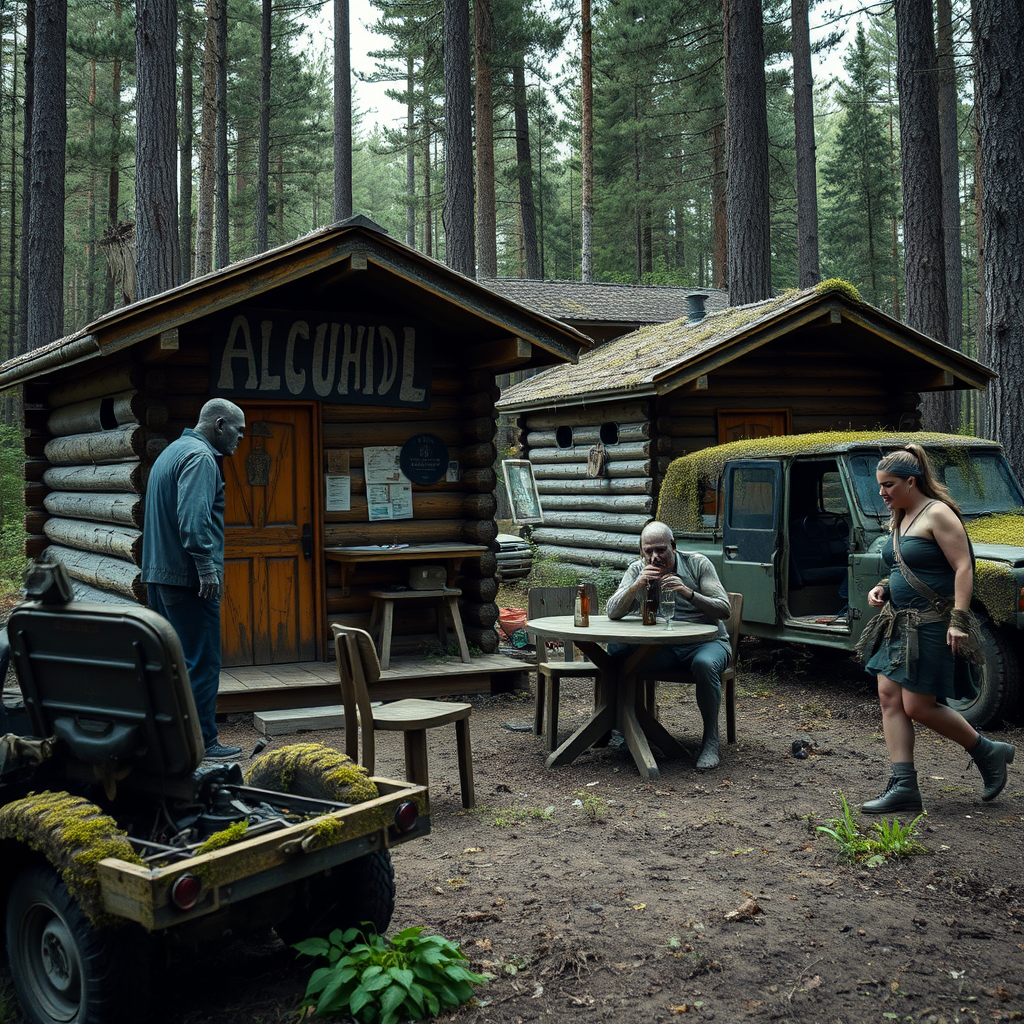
[502,459,544,525]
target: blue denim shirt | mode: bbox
[142,429,225,587]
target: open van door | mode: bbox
[720,460,783,623]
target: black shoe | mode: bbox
[970,734,1016,801]
[204,742,242,760]
[861,773,924,815]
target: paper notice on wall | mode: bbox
[364,446,405,484]
[367,482,414,521]
[325,475,351,512]
[327,450,350,474]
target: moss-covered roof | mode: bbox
[496,280,995,411]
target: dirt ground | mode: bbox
[3,639,1024,1024]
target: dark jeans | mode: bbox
[148,583,222,749]
[607,638,731,739]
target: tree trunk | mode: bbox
[106,0,123,306]
[195,0,218,277]
[512,62,539,278]
[256,0,271,253]
[443,0,475,276]
[974,0,1024,477]
[135,0,180,299]
[474,0,497,277]
[972,43,986,432]
[27,0,66,349]
[791,0,820,288]
[405,55,416,247]
[712,121,726,290]
[334,0,353,221]
[422,128,432,257]
[936,0,964,424]
[724,0,771,304]
[215,0,229,268]
[7,3,21,385]
[580,0,594,283]
[896,0,950,430]
[18,0,34,355]
[179,10,194,283]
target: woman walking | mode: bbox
[859,444,1015,813]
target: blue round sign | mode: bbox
[400,434,449,485]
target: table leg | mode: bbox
[546,703,615,769]
[617,670,662,780]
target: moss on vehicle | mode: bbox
[658,430,990,534]
[244,743,379,805]
[0,792,144,927]
[196,820,249,856]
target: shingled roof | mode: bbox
[481,278,729,326]
[496,281,995,411]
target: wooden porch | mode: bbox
[216,653,531,714]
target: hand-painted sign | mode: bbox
[211,311,432,409]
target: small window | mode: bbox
[599,422,619,445]
[555,425,574,449]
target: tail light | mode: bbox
[394,802,418,833]
[170,874,203,910]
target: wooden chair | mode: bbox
[331,623,475,808]
[640,592,744,744]
[528,584,601,751]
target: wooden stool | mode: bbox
[368,587,471,670]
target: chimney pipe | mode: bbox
[686,294,708,323]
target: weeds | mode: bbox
[817,792,926,866]
[575,791,608,822]
[296,925,489,1023]
[474,805,554,828]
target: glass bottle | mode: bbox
[574,582,590,627]
[642,578,660,625]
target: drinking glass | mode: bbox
[661,593,676,630]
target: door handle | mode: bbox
[301,524,312,559]
[724,545,738,560]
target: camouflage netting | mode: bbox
[0,792,145,927]
[244,742,379,805]
[657,430,993,535]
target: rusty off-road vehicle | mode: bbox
[0,562,430,1024]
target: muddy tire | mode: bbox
[274,848,396,945]
[245,744,395,942]
[5,863,148,1024]
[948,619,1021,729]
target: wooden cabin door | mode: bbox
[718,410,790,444]
[222,404,317,666]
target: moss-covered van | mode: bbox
[657,431,1024,728]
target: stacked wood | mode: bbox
[44,424,151,465]
[43,519,142,561]
[43,544,143,601]
[524,410,653,574]
[46,391,168,435]
[43,462,147,493]
[43,493,142,527]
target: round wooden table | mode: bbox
[525,614,718,780]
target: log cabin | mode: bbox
[495,281,995,573]
[0,218,592,707]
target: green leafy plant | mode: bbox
[297,924,489,1023]
[817,792,926,866]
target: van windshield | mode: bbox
[848,449,1024,519]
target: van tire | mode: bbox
[949,619,1020,729]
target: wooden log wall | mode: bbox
[23,357,164,604]
[322,364,503,657]
[523,400,653,573]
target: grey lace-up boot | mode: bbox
[861,762,924,815]
[970,733,1016,801]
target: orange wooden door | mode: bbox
[222,404,317,666]
[718,410,791,444]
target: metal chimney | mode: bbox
[686,294,708,323]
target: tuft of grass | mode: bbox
[473,805,554,828]
[817,792,926,866]
[575,791,608,822]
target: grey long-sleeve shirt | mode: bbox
[606,550,731,642]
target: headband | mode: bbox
[878,453,920,478]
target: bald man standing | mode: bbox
[606,521,733,769]
[143,399,246,759]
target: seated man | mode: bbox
[606,521,732,770]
